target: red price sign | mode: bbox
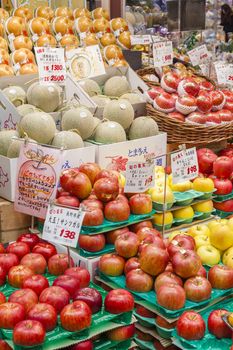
[188,45,211,66]
[171,147,199,184]
[42,204,85,248]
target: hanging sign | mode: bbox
[214,62,228,85]
[188,45,211,66]
[171,147,199,184]
[35,47,66,85]
[153,41,173,67]
[42,204,85,248]
[124,161,154,193]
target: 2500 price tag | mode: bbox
[42,204,85,248]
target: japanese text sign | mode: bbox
[188,45,211,66]
[35,47,66,85]
[214,62,228,85]
[226,64,233,86]
[153,41,173,67]
[171,147,199,184]
[42,204,85,248]
[124,161,154,193]
[130,35,152,45]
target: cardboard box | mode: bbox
[85,133,167,171]
[77,66,149,119]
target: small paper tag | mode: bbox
[188,45,211,66]
[124,161,154,193]
[171,147,199,184]
[153,41,173,67]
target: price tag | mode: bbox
[35,47,66,86]
[188,45,211,66]
[130,35,152,45]
[124,161,154,193]
[171,147,199,184]
[226,64,233,86]
[153,41,173,67]
[214,62,228,85]
[42,204,85,248]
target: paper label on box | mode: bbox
[42,204,84,248]
[188,45,211,66]
[171,147,199,184]
[153,41,173,67]
[14,142,63,219]
[214,62,228,85]
[124,161,154,193]
[35,47,66,86]
[130,35,152,45]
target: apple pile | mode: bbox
[0,232,135,348]
[146,71,233,125]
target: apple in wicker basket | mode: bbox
[211,90,226,111]
[176,95,197,115]
[145,87,164,103]
[153,92,175,113]
[218,109,233,123]
[186,111,206,124]
[197,91,213,113]
[167,112,185,122]
[199,80,215,92]
[205,112,221,124]
[160,72,180,93]
[225,100,233,113]
[178,78,200,97]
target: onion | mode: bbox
[2,86,26,107]
[52,131,84,149]
[128,116,159,140]
[103,99,134,130]
[79,79,101,97]
[103,76,131,97]
[94,120,126,144]
[0,129,19,156]
[61,107,94,140]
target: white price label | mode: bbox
[214,62,228,85]
[153,41,173,67]
[42,204,85,248]
[226,64,233,86]
[188,45,211,66]
[124,161,154,193]
[35,47,66,86]
[171,147,199,184]
[130,35,152,45]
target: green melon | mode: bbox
[94,120,126,144]
[3,86,26,107]
[52,131,84,149]
[0,129,19,156]
[61,107,94,140]
[79,79,101,97]
[103,99,134,130]
[17,104,42,117]
[128,116,159,140]
[103,76,131,97]
[121,93,144,104]
[7,138,36,158]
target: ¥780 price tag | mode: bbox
[153,41,173,67]
[124,161,154,193]
[35,47,66,86]
[42,204,85,248]
[171,147,199,184]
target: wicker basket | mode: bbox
[147,103,233,145]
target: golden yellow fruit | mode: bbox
[118,31,131,49]
[194,234,210,249]
[150,187,174,204]
[19,63,38,75]
[92,7,110,20]
[171,180,192,192]
[104,45,123,61]
[53,16,74,35]
[225,254,233,268]
[0,37,7,51]
[55,7,73,20]
[12,48,35,66]
[228,217,233,230]
[0,49,10,65]
[100,33,116,47]
[153,212,173,226]
[110,17,128,34]
[83,33,99,46]
[173,206,194,220]
[75,17,93,33]
[0,64,14,77]
[93,18,110,33]
[188,224,210,237]
[29,17,50,35]
[6,16,28,36]
[73,8,91,19]
[222,247,233,265]
[0,8,9,21]
[112,60,128,67]
[14,6,33,21]
[228,313,233,327]
[12,35,33,51]
[192,200,213,213]
[209,223,233,251]
[36,34,57,47]
[197,245,221,266]
[193,177,214,192]
[36,6,54,21]
[60,34,79,49]
[208,219,228,231]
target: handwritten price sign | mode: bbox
[153,41,173,67]
[188,45,211,67]
[124,161,154,193]
[171,147,199,184]
[42,204,85,248]
[214,62,228,85]
[130,35,152,45]
[35,47,66,86]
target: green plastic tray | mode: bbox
[198,191,216,200]
[173,190,204,206]
[214,209,233,219]
[155,322,174,339]
[213,190,233,203]
[94,338,133,350]
[172,211,203,226]
[152,202,174,211]
[134,336,154,349]
[77,244,115,258]
[153,223,173,231]
[99,272,232,319]
[134,312,155,328]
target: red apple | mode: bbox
[61,170,92,200]
[79,162,101,185]
[27,303,57,331]
[178,78,200,97]
[106,324,135,341]
[0,340,12,349]
[200,81,215,92]
[104,199,130,222]
[130,220,153,233]
[197,91,212,113]
[171,250,201,279]
[196,265,207,278]
[22,274,49,297]
[104,289,134,314]
[13,320,45,346]
[6,242,30,260]
[48,253,74,275]
[82,207,104,226]
[225,100,233,112]
[211,90,225,111]
[105,227,129,244]
[0,302,25,329]
[208,309,232,338]
[115,232,140,258]
[53,275,80,298]
[197,149,217,174]
[213,178,233,195]
[64,267,90,288]
[99,253,125,276]
[208,265,233,289]
[129,194,152,215]
[214,199,233,212]
[0,253,19,273]
[32,242,57,261]
[126,268,153,292]
[186,111,206,124]
[136,227,161,242]
[124,257,140,274]
[39,286,70,313]
[21,253,47,274]
[146,87,164,101]
[177,311,205,340]
[138,235,165,253]
[161,72,180,92]
[219,109,233,122]
[94,169,118,183]
[213,156,233,179]
[115,194,129,205]
[154,271,183,292]
[165,261,174,273]
[70,341,93,350]
[153,92,175,113]
[94,178,119,202]
[73,287,102,314]
[167,234,195,258]
[156,315,177,329]
[60,301,92,331]
[8,265,34,288]
[0,266,7,286]
[17,233,40,250]
[205,112,221,124]
[78,234,105,252]
[176,95,197,115]
[157,284,186,310]
[81,199,104,211]
[136,305,156,318]
[184,276,212,302]
[220,147,233,158]
[139,244,169,276]
[0,292,6,304]
[9,288,38,314]
[167,112,185,122]
[56,195,80,207]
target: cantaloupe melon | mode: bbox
[52,131,84,149]
[92,95,111,107]
[89,117,101,140]
[61,107,94,140]
[103,99,134,130]
[17,104,42,117]
[121,92,144,104]
[0,129,19,156]
[79,79,101,97]
[128,116,159,140]
[3,86,26,107]
[103,76,130,97]
[26,82,62,113]
[7,137,36,158]
[94,120,126,144]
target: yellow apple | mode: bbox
[193,177,214,192]
[208,219,228,231]
[153,212,173,226]
[171,180,193,192]
[194,234,210,249]
[209,223,233,250]
[173,206,194,220]
[169,230,185,241]
[225,255,233,268]
[150,187,174,204]
[192,200,213,213]
[197,245,221,265]
[118,173,125,188]
[188,224,210,237]
[222,246,233,265]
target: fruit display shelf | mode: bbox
[213,190,233,203]
[135,316,173,345]
[93,337,133,350]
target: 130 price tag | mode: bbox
[171,147,199,184]
[124,161,154,193]
[153,41,173,67]
[42,204,85,248]
[188,45,211,67]
[35,47,66,86]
